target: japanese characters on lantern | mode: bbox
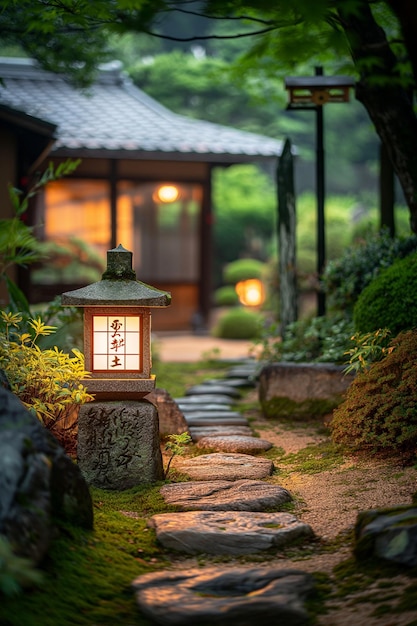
[92,314,142,372]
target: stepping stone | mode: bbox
[196,435,272,455]
[132,566,314,626]
[202,377,254,388]
[177,403,233,412]
[174,394,233,406]
[186,384,240,398]
[184,415,248,427]
[148,511,314,555]
[182,410,244,420]
[189,425,253,441]
[173,452,274,481]
[160,479,291,511]
[227,363,261,379]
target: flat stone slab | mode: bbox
[181,410,242,419]
[202,377,254,388]
[174,394,233,406]
[148,511,314,554]
[173,452,274,480]
[227,364,261,379]
[160,479,291,511]
[186,384,240,398]
[197,435,272,454]
[132,566,314,625]
[184,415,248,427]
[177,403,233,412]
[189,425,253,441]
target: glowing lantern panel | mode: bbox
[92,315,142,372]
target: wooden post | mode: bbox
[277,138,298,338]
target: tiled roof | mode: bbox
[0,58,283,163]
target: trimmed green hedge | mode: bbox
[353,252,417,334]
[223,258,266,284]
[212,307,263,339]
[213,285,239,307]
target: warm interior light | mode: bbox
[155,185,180,203]
[92,314,143,372]
[235,279,265,307]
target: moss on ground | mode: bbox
[1,484,174,626]
[260,396,342,420]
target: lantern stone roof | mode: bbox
[61,245,171,307]
[0,57,283,163]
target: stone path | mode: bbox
[133,358,316,625]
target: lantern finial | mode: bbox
[101,244,136,281]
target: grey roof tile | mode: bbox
[0,58,282,162]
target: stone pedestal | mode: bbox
[78,400,164,489]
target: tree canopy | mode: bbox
[1,0,416,229]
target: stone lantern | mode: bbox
[61,245,171,489]
[62,244,170,400]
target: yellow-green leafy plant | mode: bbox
[164,432,192,477]
[343,328,394,374]
[0,311,93,429]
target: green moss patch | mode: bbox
[1,484,174,626]
[261,395,341,420]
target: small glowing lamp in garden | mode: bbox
[235,279,265,307]
[61,245,171,400]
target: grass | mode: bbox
[152,357,231,398]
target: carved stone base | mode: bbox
[78,400,164,489]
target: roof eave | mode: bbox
[51,146,280,164]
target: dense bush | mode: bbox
[331,330,417,459]
[322,230,417,313]
[254,314,354,364]
[212,307,263,339]
[353,253,417,334]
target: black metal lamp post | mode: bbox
[284,68,355,316]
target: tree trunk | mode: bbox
[338,1,417,233]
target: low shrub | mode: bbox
[213,285,240,307]
[353,253,417,334]
[223,258,266,284]
[212,307,263,339]
[0,311,92,429]
[330,330,417,459]
[254,314,354,364]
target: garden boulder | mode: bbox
[0,386,93,565]
[259,362,354,419]
[354,504,417,567]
